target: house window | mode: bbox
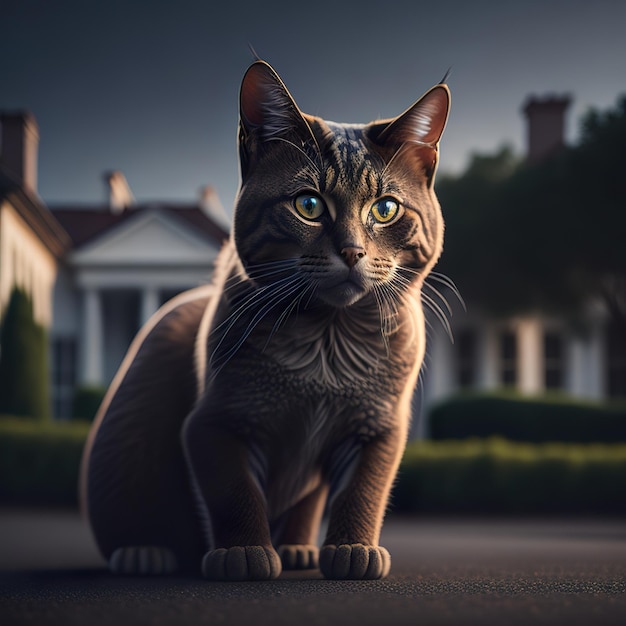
[51,337,77,419]
[544,331,564,390]
[499,330,517,386]
[456,328,477,388]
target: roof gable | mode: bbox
[70,208,224,267]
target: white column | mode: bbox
[82,288,103,385]
[566,322,606,400]
[140,286,160,325]
[587,321,606,399]
[517,316,543,394]
[566,336,586,398]
[478,323,499,390]
[426,327,455,403]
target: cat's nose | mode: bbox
[340,246,366,268]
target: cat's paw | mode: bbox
[202,546,282,581]
[319,544,391,580]
[277,544,319,570]
[109,546,177,575]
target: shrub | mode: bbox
[428,392,626,443]
[0,417,90,506]
[72,386,107,421]
[393,437,626,515]
[0,288,50,420]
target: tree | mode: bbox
[0,287,51,420]
[435,95,626,333]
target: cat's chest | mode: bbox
[253,308,411,387]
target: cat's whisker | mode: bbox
[371,285,391,355]
[211,275,308,373]
[220,260,298,294]
[426,271,465,310]
[262,278,312,351]
[421,291,454,343]
[422,280,453,318]
[209,274,300,361]
[265,136,322,174]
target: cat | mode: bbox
[80,59,450,581]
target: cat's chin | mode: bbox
[316,282,368,308]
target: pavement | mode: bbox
[1,509,625,625]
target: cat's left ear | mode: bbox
[369,84,450,185]
[238,60,317,179]
[238,60,315,152]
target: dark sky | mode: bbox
[2,0,625,214]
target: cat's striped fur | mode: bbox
[80,60,450,581]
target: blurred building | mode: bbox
[1,105,622,424]
[0,113,70,328]
[0,112,228,418]
[421,94,620,429]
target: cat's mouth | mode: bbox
[317,274,368,308]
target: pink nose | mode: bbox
[340,247,366,268]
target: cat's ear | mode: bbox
[239,60,314,143]
[368,84,450,185]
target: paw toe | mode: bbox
[319,544,390,580]
[109,546,177,575]
[277,544,319,570]
[202,546,282,581]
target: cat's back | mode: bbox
[80,284,216,520]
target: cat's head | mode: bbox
[233,60,449,309]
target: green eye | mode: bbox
[294,194,325,220]
[371,198,400,224]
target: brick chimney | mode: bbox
[522,95,571,164]
[105,170,135,214]
[0,111,39,192]
[199,185,230,227]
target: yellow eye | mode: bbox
[294,194,325,220]
[371,198,400,224]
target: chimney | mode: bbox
[522,95,571,164]
[199,185,230,227]
[105,170,135,213]
[0,111,39,192]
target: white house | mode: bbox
[0,112,70,329]
[419,95,622,433]
[0,110,228,418]
[49,179,229,417]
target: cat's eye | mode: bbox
[370,198,400,224]
[294,194,325,221]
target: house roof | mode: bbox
[0,166,72,259]
[50,204,230,249]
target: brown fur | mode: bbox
[80,60,450,580]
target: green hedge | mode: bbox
[428,392,626,443]
[72,386,107,421]
[393,437,626,515]
[2,417,626,515]
[0,417,91,506]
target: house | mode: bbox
[419,95,620,432]
[49,179,229,417]
[0,112,70,333]
[0,111,228,418]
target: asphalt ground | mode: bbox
[1,509,625,625]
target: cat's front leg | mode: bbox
[182,414,281,581]
[275,482,329,570]
[320,430,404,580]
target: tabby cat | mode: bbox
[80,60,450,581]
